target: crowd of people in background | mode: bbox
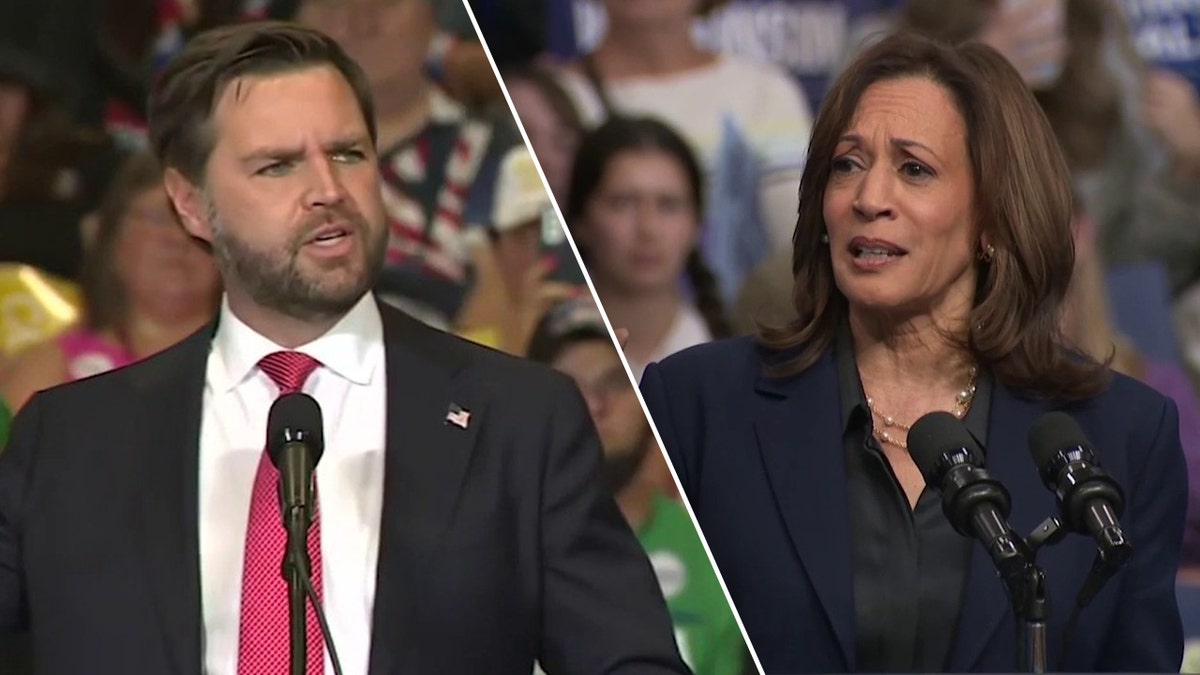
[493,0,1200,561]
[0,0,754,673]
[487,0,1200,669]
[2,0,1200,672]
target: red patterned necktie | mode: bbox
[237,351,324,675]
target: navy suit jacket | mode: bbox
[641,336,1187,673]
[0,303,688,675]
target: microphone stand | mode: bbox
[1001,519,1130,672]
[992,516,1066,674]
[1009,555,1049,673]
[280,489,314,675]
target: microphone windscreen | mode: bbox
[1028,411,1090,470]
[908,411,979,484]
[266,392,325,467]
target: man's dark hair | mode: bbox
[147,21,377,184]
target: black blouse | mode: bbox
[834,326,993,671]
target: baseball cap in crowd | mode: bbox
[527,296,612,365]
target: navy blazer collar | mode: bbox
[752,349,1091,671]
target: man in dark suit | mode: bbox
[0,21,688,675]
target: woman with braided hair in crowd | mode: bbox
[565,115,732,381]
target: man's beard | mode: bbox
[601,425,654,495]
[207,200,387,322]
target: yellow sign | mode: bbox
[0,264,81,356]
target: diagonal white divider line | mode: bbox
[457,3,765,673]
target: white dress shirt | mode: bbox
[198,292,387,675]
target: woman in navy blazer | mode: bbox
[640,33,1188,673]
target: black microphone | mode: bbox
[1029,413,1132,670]
[1028,411,1131,567]
[265,393,343,675]
[908,411,1030,577]
[267,393,324,536]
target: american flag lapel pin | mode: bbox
[445,402,470,429]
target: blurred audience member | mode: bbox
[502,63,583,205]
[94,0,298,146]
[0,0,103,127]
[561,0,905,109]
[900,0,1200,296]
[0,153,220,413]
[32,0,497,145]
[528,296,747,675]
[0,44,119,281]
[424,0,505,107]
[457,147,579,354]
[0,0,288,132]
[1140,67,1200,196]
[1063,206,1200,569]
[568,0,902,105]
[705,0,906,107]
[566,116,731,380]
[555,0,813,300]
[299,0,521,330]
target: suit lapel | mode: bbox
[949,383,1072,671]
[131,325,211,675]
[753,352,857,670]
[368,305,483,675]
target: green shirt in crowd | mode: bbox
[638,494,746,675]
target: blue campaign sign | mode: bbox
[552,0,905,108]
[693,0,904,108]
[1118,0,1200,91]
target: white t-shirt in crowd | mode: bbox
[627,304,714,384]
[557,54,813,255]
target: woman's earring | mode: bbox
[978,244,995,263]
[820,232,830,244]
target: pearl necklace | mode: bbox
[866,366,979,450]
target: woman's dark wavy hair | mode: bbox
[760,31,1108,400]
[566,115,732,340]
